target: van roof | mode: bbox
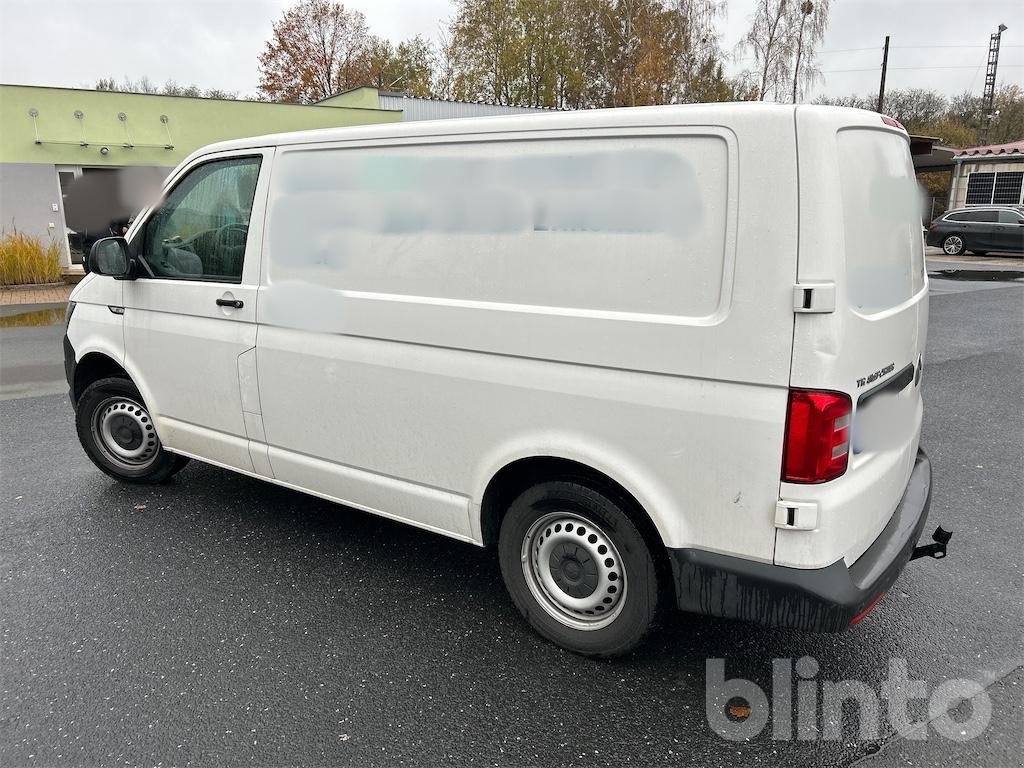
[182,103,900,167]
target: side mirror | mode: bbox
[87,237,134,279]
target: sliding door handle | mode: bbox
[216,298,243,309]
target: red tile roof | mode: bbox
[954,140,1024,157]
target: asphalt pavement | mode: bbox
[1,274,1021,767]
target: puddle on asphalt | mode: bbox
[0,307,67,328]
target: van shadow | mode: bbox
[89,457,903,687]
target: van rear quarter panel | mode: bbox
[782,107,928,569]
[254,106,799,561]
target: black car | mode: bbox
[926,205,1024,256]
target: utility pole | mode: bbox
[876,35,890,113]
[979,24,1007,145]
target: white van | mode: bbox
[65,104,944,657]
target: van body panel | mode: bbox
[256,326,790,555]
[257,119,796,387]
[118,148,274,475]
[67,274,125,368]
[780,107,928,569]
[251,107,800,561]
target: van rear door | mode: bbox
[778,107,928,569]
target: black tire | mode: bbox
[75,377,182,484]
[942,234,966,256]
[498,480,663,658]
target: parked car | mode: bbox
[64,105,943,657]
[926,205,1024,256]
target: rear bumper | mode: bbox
[925,230,944,247]
[667,448,932,632]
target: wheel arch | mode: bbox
[476,451,678,561]
[73,352,130,402]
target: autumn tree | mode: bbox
[362,35,437,96]
[258,0,375,103]
[446,0,747,109]
[255,0,776,108]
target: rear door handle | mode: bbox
[216,298,243,309]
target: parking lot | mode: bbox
[1,266,1021,767]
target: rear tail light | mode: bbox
[881,115,905,131]
[782,389,852,483]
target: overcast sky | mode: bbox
[0,0,1021,100]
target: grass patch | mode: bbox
[0,231,63,286]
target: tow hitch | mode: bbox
[911,526,952,560]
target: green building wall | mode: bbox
[0,84,401,269]
[0,84,400,166]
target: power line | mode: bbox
[823,65,1024,74]
[735,43,1024,63]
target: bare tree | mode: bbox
[670,0,730,101]
[789,0,829,103]
[738,0,793,101]
[94,78,238,99]
[432,25,460,100]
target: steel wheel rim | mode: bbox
[521,511,627,631]
[943,236,963,254]
[92,396,159,470]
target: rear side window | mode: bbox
[265,136,729,318]
[837,129,925,314]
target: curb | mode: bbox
[0,281,65,291]
[0,282,73,307]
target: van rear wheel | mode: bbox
[75,377,186,484]
[498,481,662,657]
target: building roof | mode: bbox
[377,90,561,111]
[954,140,1024,159]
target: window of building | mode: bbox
[965,170,1024,206]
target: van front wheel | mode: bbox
[498,481,662,657]
[75,377,185,484]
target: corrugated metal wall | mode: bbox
[379,94,554,122]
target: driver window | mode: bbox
[142,156,261,282]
